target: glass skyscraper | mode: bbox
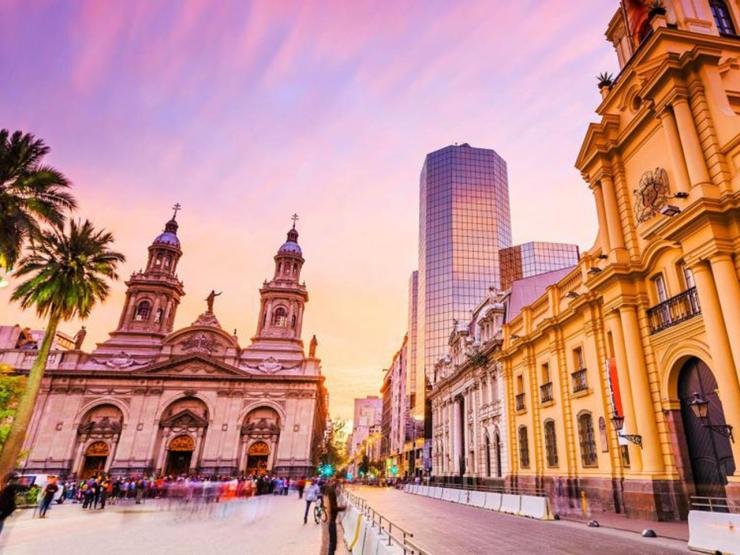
[417,144,512,405]
[499,241,580,290]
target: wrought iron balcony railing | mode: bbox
[646,287,701,334]
[540,382,553,404]
[515,393,526,411]
[571,369,588,393]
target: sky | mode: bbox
[0,0,620,420]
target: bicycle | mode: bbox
[313,498,327,524]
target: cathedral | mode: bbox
[0,211,328,479]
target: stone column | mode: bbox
[708,254,740,372]
[618,306,664,475]
[599,175,626,254]
[690,261,740,471]
[657,108,691,194]
[592,182,611,252]
[604,311,643,473]
[672,97,711,188]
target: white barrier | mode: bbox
[344,507,361,547]
[499,493,521,515]
[442,488,461,503]
[361,522,380,555]
[428,486,443,499]
[418,485,429,496]
[484,492,502,511]
[467,490,487,508]
[403,484,410,493]
[519,495,554,520]
[688,510,740,554]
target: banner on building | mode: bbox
[605,357,628,446]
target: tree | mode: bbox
[0,220,125,480]
[320,418,348,472]
[0,129,76,271]
[0,364,25,451]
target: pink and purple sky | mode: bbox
[1,0,620,420]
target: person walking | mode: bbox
[0,474,25,535]
[297,477,306,499]
[303,480,320,524]
[325,479,345,555]
[38,478,59,518]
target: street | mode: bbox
[0,494,329,555]
[349,486,691,555]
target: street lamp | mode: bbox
[688,393,734,442]
[610,413,643,448]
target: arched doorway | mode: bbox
[246,441,270,476]
[81,441,110,478]
[485,433,492,477]
[494,432,502,478]
[678,357,735,497]
[76,404,123,477]
[165,435,195,476]
[240,407,281,474]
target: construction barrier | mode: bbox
[484,492,502,511]
[499,494,521,515]
[361,522,379,555]
[344,507,362,547]
[519,495,554,520]
[442,488,461,503]
[467,490,487,508]
[418,485,429,496]
[428,486,443,499]
[688,510,740,554]
[352,517,369,555]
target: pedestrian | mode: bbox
[0,473,25,535]
[303,480,320,524]
[38,477,59,518]
[297,477,306,499]
[325,478,345,555]
[135,478,145,504]
[283,478,290,496]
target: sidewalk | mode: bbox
[561,511,689,542]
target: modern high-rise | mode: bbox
[407,271,418,413]
[416,143,512,422]
[499,241,580,290]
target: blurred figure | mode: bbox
[297,477,306,499]
[325,478,345,555]
[38,476,59,518]
[303,480,320,524]
[0,473,25,535]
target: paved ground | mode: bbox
[0,494,332,555]
[351,486,691,555]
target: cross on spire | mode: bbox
[172,203,182,220]
[291,213,299,229]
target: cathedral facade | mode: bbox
[0,212,328,479]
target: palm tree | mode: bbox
[0,129,76,271]
[0,219,125,479]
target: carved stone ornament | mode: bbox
[633,167,670,224]
[257,356,283,373]
[94,351,148,369]
[181,332,218,354]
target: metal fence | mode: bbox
[343,489,429,555]
[690,496,736,513]
[426,477,548,498]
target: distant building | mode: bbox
[0,325,75,352]
[416,143,512,474]
[499,241,579,290]
[348,396,382,471]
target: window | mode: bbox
[541,363,550,384]
[711,0,737,36]
[518,426,530,468]
[653,273,668,303]
[154,308,163,324]
[134,300,151,321]
[164,255,172,269]
[578,412,598,467]
[680,263,696,289]
[155,254,162,267]
[271,307,288,327]
[544,420,558,467]
[516,374,524,394]
[573,347,584,370]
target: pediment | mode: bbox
[138,355,247,377]
[160,408,208,429]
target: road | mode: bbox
[349,486,691,555]
[0,494,333,555]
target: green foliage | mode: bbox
[320,418,348,470]
[0,129,76,271]
[0,366,25,450]
[11,219,126,320]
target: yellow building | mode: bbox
[499,0,740,521]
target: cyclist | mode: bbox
[303,479,321,524]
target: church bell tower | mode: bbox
[253,215,308,345]
[113,205,186,338]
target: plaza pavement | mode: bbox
[0,494,343,555]
[350,486,692,555]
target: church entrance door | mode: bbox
[246,441,270,476]
[81,441,109,478]
[165,435,195,476]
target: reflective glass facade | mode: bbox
[499,241,580,290]
[417,144,511,397]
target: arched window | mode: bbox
[711,0,737,36]
[135,300,151,321]
[485,433,491,477]
[578,412,598,467]
[154,254,163,267]
[277,262,282,274]
[271,306,288,327]
[518,425,530,468]
[544,420,558,467]
[164,255,172,269]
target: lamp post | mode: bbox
[688,392,734,442]
[610,413,643,448]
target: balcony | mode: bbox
[515,393,526,411]
[647,287,701,334]
[571,369,588,393]
[540,382,553,404]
